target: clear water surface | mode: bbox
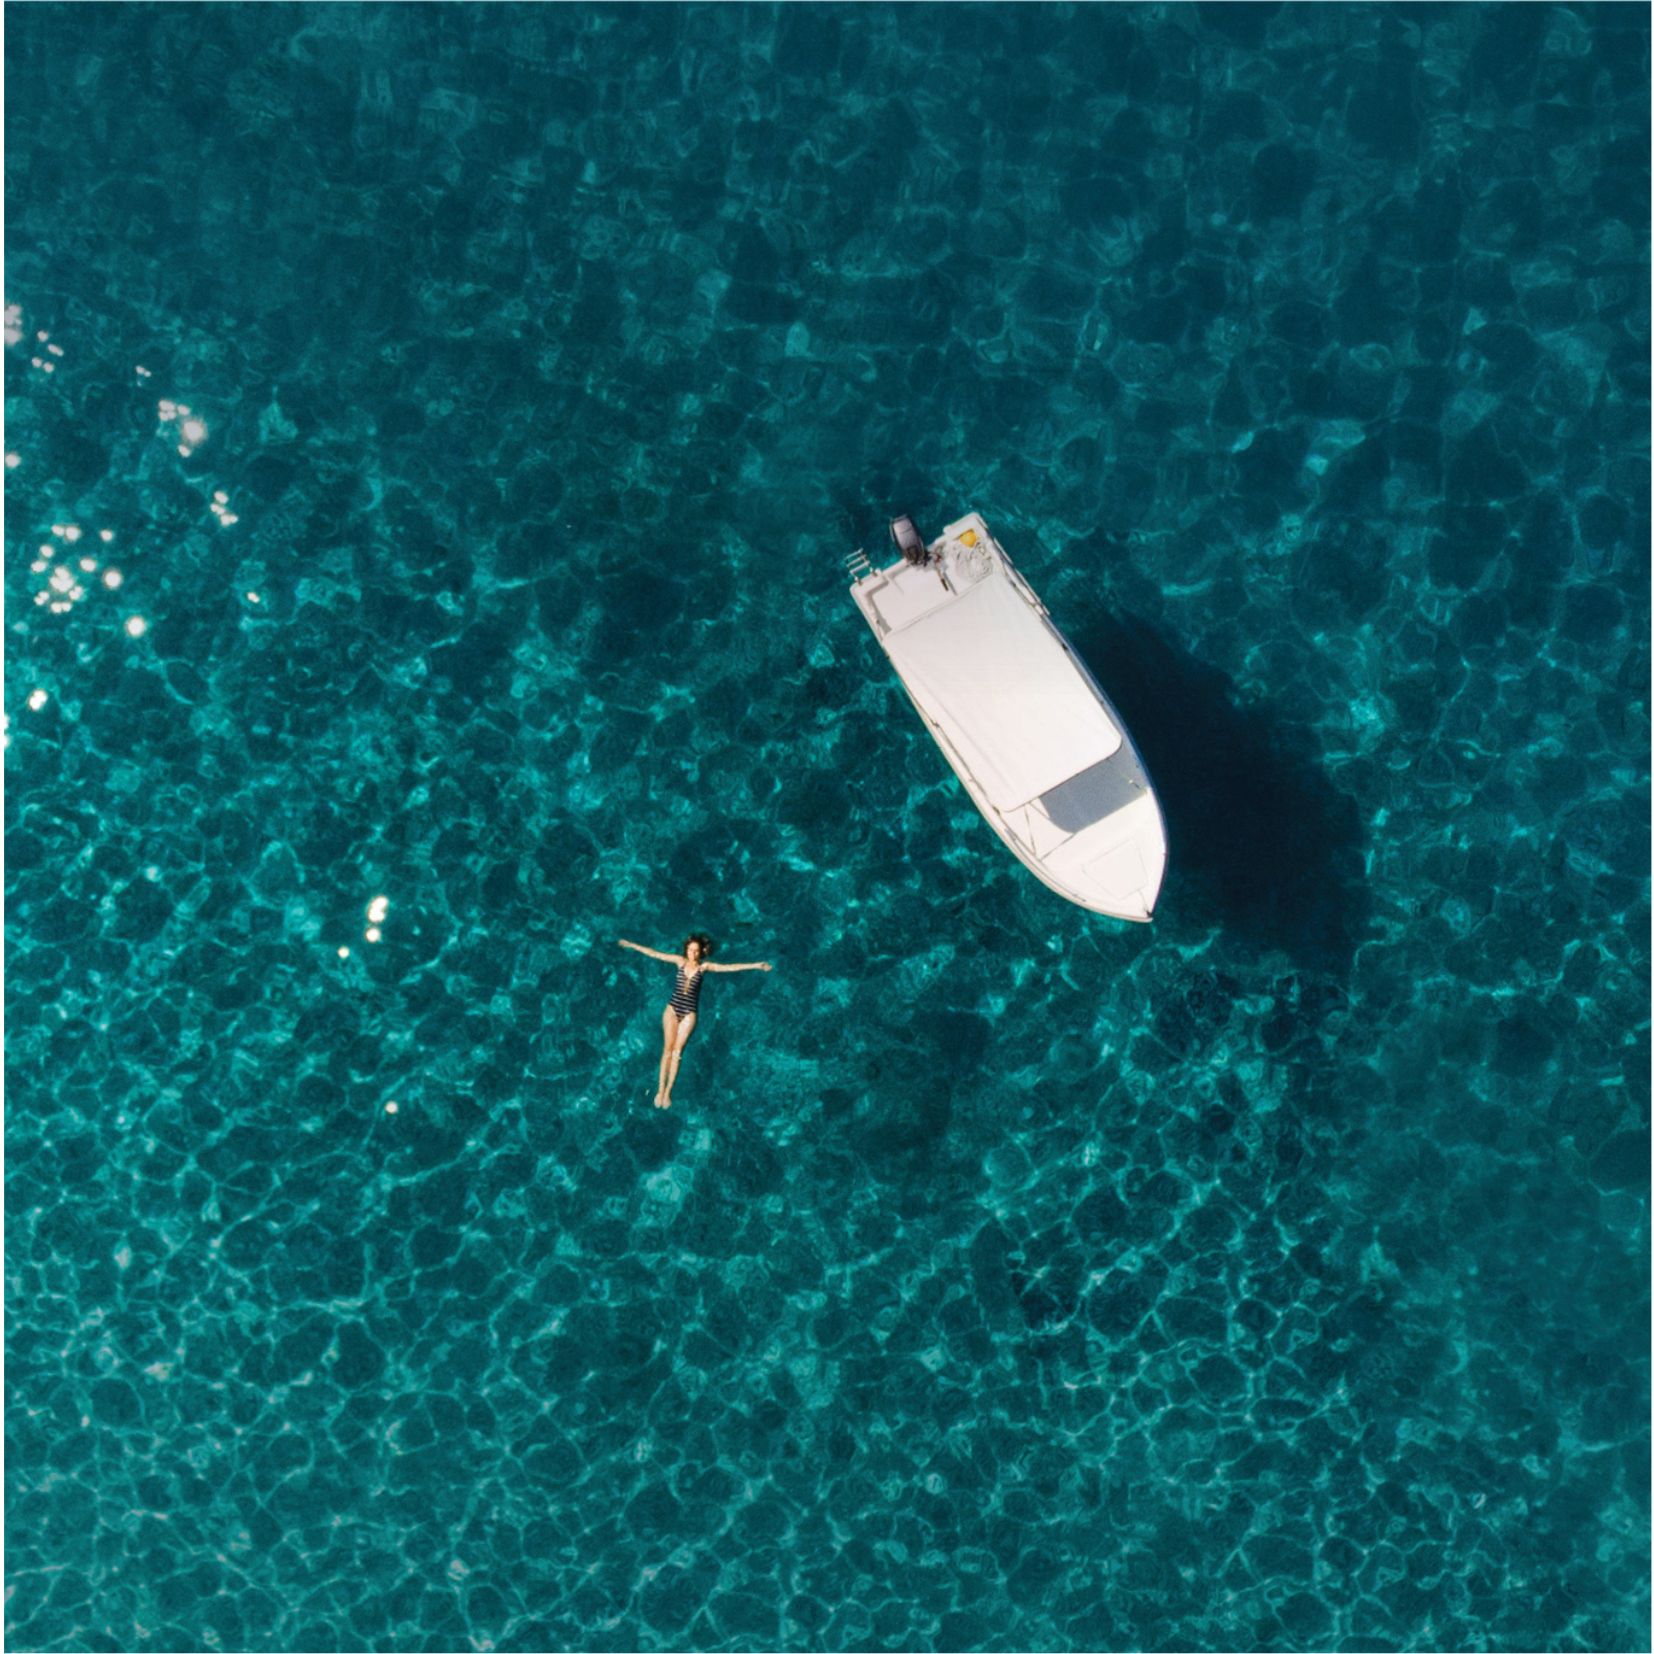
[5,5,1649,1651]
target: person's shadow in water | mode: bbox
[1067,605,1372,978]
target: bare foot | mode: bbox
[659,1094,673,1110]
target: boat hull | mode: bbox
[851,513,1167,920]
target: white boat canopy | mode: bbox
[882,572,1123,812]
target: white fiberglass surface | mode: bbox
[883,573,1122,812]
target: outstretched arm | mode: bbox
[617,939,685,965]
[709,960,773,973]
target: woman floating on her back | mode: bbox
[617,934,772,1108]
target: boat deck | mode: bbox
[850,512,1167,919]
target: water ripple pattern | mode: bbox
[5,6,1648,1651]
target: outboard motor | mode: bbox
[890,514,930,566]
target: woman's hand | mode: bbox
[761,962,773,972]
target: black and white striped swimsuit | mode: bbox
[669,964,706,1017]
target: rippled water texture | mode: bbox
[5,5,1649,1651]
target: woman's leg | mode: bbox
[661,1013,697,1106]
[656,1007,679,1106]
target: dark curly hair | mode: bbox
[684,933,715,959]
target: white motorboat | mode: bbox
[847,511,1168,921]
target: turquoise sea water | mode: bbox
[5,5,1649,1650]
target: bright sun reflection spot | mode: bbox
[385,1101,399,1115]
[27,689,48,711]
[125,615,148,638]
[365,926,382,944]
[3,304,21,347]
[156,398,206,456]
[157,401,208,457]
[337,946,350,959]
[104,569,123,589]
[368,895,389,924]
[4,453,18,469]
[99,528,114,542]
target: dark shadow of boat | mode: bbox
[1066,606,1371,977]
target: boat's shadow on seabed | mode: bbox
[1067,608,1372,978]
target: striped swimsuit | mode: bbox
[669,964,706,1017]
